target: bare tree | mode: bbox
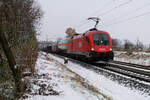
[147,44,150,52]
[0,0,42,98]
[112,38,122,50]
[135,38,144,51]
[124,39,134,51]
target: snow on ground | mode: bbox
[114,51,150,66]
[21,52,105,100]
[21,52,150,100]
[51,53,150,100]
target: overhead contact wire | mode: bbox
[75,0,117,29]
[97,0,133,17]
[103,2,150,25]
[103,11,150,27]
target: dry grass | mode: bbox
[18,43,38,73]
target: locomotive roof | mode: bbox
[88,28,97,31]
[86,30,109,34]
[70,29,109,39]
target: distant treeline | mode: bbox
[112,38,150,52]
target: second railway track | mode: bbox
[102,61,150,83]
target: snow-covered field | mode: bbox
[21,52,150,100]
[114,51,150,66]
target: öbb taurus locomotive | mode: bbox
[52,29,114,62]
[51,17,114,62]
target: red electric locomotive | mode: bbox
[67,29,114,61]
[67,17,114,61]
[52,17,114,62]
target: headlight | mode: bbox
[110,47,112,51]
[91,47,94,51]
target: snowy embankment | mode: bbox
[21,52,150,100]
[114,51,150,66]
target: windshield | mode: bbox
[92,34,109,45]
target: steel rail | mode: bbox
[111,60,150,70]
[94,61,150,83]
[103,65,150,83]
[107,62,150,77]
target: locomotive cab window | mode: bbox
[86,36,89,43]
[92,34,109,45]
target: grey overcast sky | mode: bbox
[37,0,150,44]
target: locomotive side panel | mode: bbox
[68,34,91,56]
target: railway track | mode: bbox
[99,61,150,83]
[52,53,150,83]
[110,60,150,70]
[49,52,150,94]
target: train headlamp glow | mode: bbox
[110,47,112,51]
[91,47,95,51]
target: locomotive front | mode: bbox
[88,30,114,61]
